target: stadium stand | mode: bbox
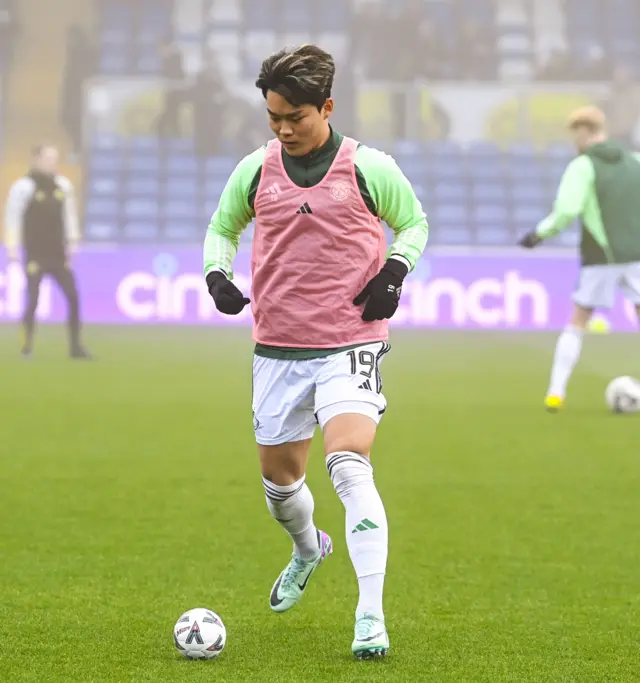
[82,0,634,247]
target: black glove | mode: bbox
[518,231,543,249]
[206,271,250,315]
[353,258,408,322]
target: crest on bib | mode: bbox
[330,180,351,202]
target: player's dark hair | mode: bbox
[255,44,335,110]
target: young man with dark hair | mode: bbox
[4,144,91,359]
[519,106,640,410]
[203,44,429,658]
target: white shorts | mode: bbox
[252,342,390,446]
[573,263,640,309]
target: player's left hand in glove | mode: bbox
[518,231,543,249]
[353,258,408,322]
[206,271,250,315]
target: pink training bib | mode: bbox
[251,137,388,348]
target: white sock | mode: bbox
[326,451,388,621]
[548,325,584,398]
[263,476,320,561]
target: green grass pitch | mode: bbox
[0,326,639,682]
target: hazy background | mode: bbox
[0,0,639,329]
[2,0,639,251]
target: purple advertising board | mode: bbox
[0,247,636,330]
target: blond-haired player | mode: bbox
[519,106,640,410]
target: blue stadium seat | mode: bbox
[472,183,507,204]
[165,180,198,199]
[129,136,160,152]
[92,133,124,151]
[467,141,501,159]
[511,184,546,206]
[508,161,544,182]
[394,139,425,156]
[203,179,227,199]
[434,182,467,203]
[90,154,122,173]
[123,222,159,242]
[202,201,219,219]
[86,199,120,219]
[513,206,545,224]
[508,143,537,158]
[127,178,160,197]
[428,160,464,180]
[546,161,569,183]
[129,155,160,173]
[468,158,504,181]
[545,143,574,160]
[165,155,199,175]
[205,156,237,178]
[124,199,159,219]
[163,224,201,242]
[166,138,195,154]
[89,176,120,197]
[512,206,545,236]
[99,52,129,74]
[430,225,473,245]
[472,205,509,227]
[398,159,427,182]
[412,184,429,206]
[426,141,462,158]
[475,226,512,245]
[85,222,120,241]
[435,205,469,224]
[163,201,199,220]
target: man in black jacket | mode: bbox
[4,144,92,359]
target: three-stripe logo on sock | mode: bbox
[351,518,380,534]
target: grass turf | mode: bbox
[0,326,639,682]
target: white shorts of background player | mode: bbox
[573,262,640,309]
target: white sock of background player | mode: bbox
[548,325,584,398]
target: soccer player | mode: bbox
[4,144,92,359]
[203,45,428,658]
[518,106,640,410]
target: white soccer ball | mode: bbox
[605,376,640,414]
[173,608,226,660]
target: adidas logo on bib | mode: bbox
[295,202,313,215]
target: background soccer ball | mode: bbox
[605,376,640,414]
[173,608,226,660]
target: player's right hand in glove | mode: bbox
[353,257,408,322]
[206,271,250,315]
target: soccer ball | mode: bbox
[173,608,226,660]
[605,376,640,414]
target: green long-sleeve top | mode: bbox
[536,140,640,265]
[203,128,429,279]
